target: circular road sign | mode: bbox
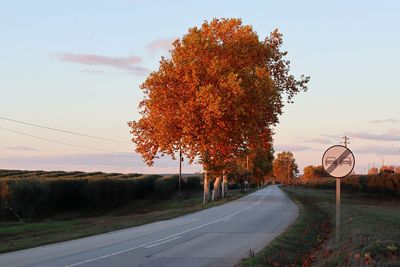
[322,145,355,178]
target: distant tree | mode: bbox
[303,165,315,182]
[379,165,395,173]
[395,166,400,174]
[129,18,308,202]
[314,165,326,177]
[368,167,378,175]
[272,151,298,184]
[303,165,327,182]
[250,144,274,185]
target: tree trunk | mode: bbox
[222,170,228,198]
[212,175,222,201]
[203,171,210,203]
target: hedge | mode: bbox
[305,174,400,196]
[0,171,203,220]
[0,174,161,220]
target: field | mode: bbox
[241,186,400,266]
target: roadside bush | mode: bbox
[365,173,400,194]
[182,176,201,190]
[0,173,164,220]
[84,178,130,209]
[6,179,50,219]
[46,178,88,210]
[307,174,400,196]
[82,175,160,209]
[154,175,178,198]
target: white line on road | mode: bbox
[223,217,233,222]
[66,189,268,267]
[145,236,181,248]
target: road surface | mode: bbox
[0,185,298,267]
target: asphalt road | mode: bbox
[0,185,298,267]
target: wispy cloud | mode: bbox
[0,152,201,174]
[274,145,312,152]
[304,138,332,144]
[5,146,37,151]
[146,38,175,52]
[348,130,400,142]
[352,145,400,155]
[79,69,105,74]
[369,118,400,123]
[53,53,149,75]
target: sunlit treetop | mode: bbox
[129,18,309,171]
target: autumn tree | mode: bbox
[129,18,308,202]
[248,143,274,185]
[272,151,298,184]
[303,165,326,182]
[379,165,395,173]
[368,167,378,175]
[395,166,400,174]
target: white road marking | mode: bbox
[145,236,181,248]
[65,189,268,267]
[223,216,233,222]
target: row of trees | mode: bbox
[129,18,308,202]
[368,165,400,174]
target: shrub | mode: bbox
[7,179,50,219]
[0,173,164,220]
[182,176,202,190]
[154,175,178,198]
[317,174,400,196]
[83,175,160,210]
[46,179,88,210]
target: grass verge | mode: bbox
[240,186,400,266]
[0,189,252,254]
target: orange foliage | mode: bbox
[379,165,395,173]
[368,167,378,175]
[273,151,298,184]
[128,18,309,172]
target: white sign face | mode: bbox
[322,145,355,178]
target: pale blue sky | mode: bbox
[1,0,399,173]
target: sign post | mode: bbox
[322,144,355,246]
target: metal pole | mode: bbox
[246,155,249,191]
[336,136,347,245]
[179,149,182,197]
[291,161,294,188]
[336,178,341,246]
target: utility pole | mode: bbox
[292,161,295,188]
[245,155,249,192]
[341,135,349,147]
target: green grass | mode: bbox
[0,189,252,254]
[240,187,400,266]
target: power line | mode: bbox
[0,116,125,143]
[0,126,127,153]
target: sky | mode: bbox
[0,0,399,174]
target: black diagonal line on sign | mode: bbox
[326,149,351,174]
